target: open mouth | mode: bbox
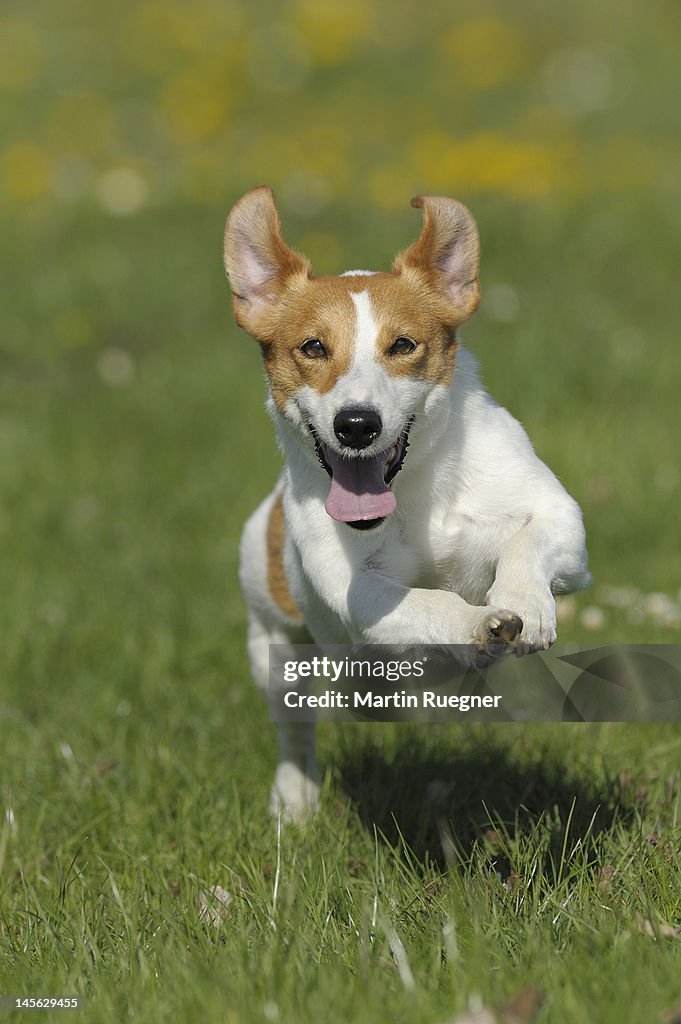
[310,418,413,530]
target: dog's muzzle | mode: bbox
[310,418,413,530]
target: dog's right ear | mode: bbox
[223,186,311,334]
[393,196,480,324]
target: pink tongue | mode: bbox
[323,447,397,522]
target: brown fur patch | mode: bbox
[256,275,356,409]
[266,493,303,621]
[253,272,461,407]
[363,272,458,386]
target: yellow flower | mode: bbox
[237,122,351,198]
[1,142,51,200]
[408,130,577,200]
[441,16,525,89]
[366,164,417,210]
[292,0,371,65]
[158,68,233,147]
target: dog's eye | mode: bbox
[300,338,327,359]
[389,337,417,356]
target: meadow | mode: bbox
[1,1,681,1021]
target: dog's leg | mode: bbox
[271,720,320,824]
[240,494,320,822]
[350,581,523,667]
[486,506,590,652]
[246,614,321,823]
[291,553,524,665]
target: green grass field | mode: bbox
[2,2,681,1021]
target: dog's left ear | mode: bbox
[393,196,480,323]
[224,185,311,335]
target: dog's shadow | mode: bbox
[334,729,633,870]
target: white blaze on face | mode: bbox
[332,289,380,407]
[319,290,396,522]
[350,290,379,370]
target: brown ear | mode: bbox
[223,186,311,333]
[393,196,480,322]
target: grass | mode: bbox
[2,2,681,1019]
[4,712,681,1022]
[1,196,681,1023]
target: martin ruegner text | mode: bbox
[283,690,503,712]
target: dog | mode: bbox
[224,186,590,822]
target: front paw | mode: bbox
[466,608,524,668]
[487,587,557,654]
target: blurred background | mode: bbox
[3,10,681,1014]
[2,0,681,709]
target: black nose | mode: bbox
[333,406,383,450]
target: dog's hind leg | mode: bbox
[245,614,320,823]
[240,491,320,823]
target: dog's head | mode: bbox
[224,187,480,530]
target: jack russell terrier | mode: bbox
[224,187,590,822]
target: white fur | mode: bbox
[349,290,378,373]
[240,292,590,821]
